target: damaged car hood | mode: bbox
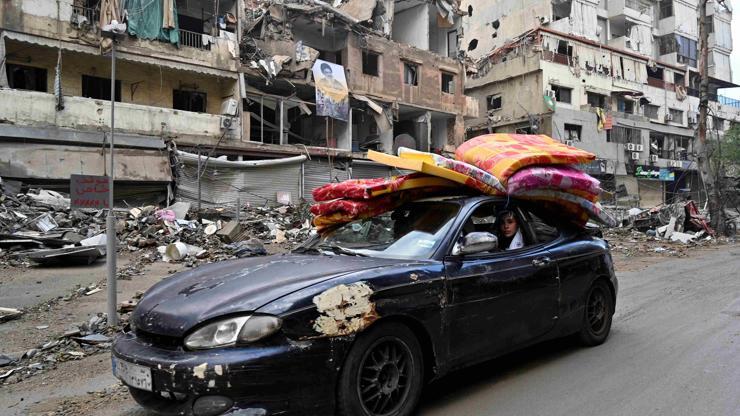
[131,254,407,337]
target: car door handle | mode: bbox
[532,257,552,268]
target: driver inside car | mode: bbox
[497,210,525,251]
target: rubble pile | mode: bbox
[1,186,314,269]
[620,200,719,245]
[0,313,113,386]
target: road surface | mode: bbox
[2,246,739,415]
[419,245,740,416]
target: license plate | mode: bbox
[113,357,153,392]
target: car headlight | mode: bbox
[184,315,282,350]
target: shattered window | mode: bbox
[668,108,683,123]
[362,51,380,77]
[7,64,47,92]
[552,0,572,21]
[586,92,607,109]
[487,94,502,111]
[564,124,582,141]
[82,75,120,101]
[447,30,459,58]
[441,72,455,94]
[403,62,419,86]
[173,90,207,113]
[551,85,572,103]
[644,104,660,120]
[659,1,673,18]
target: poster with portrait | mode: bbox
[312,59,350,121]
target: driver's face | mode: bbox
[500,216,518,238]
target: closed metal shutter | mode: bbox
[303,158,350,203]
[176,160,302,208]
[351,161,392,179]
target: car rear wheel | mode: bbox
[578,279,613,346]
[337,322,424,416]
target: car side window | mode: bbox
[457,203,531,253]
[521,209,560,244]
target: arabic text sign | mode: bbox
[71,174,110,209]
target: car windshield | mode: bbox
[304,201,460,260]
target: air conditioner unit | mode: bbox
[220,116,234,130]
[671,160,683,168]
[635,144,644,152]
[565,140,574,147]
[539,16,550,25]
[631,152,640,160]
[545,89,556,99]
[664,113,674,122]
[650,154,659,162]
[626,143,636,151]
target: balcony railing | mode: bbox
[72,5,99,27]
[719,95,740,108]
[179,29,211,50]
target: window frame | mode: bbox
[486,94,502,111]
[403,61,419,86]
[644,104,660,120]
[441,72,455,94]
[564,123,582,141]
[6,63,48,92]
[173,89,208,113]
[81,74,121,102]
[361,50,380,77]
[552,85,572,104]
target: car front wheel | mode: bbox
[337,322,424,416]
[579,279,614,346]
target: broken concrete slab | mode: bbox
[166,202,191,220]
[0,307,23,323]
[670,232,697,244]
[217,220,243,243]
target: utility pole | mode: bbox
[696,0,724,234]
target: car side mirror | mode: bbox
[452,232,498,256]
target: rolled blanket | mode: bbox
[312,173,457,202]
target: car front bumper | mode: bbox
[112,331,349,416]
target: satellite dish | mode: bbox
[393,134,416,155]
[543,94,556,111]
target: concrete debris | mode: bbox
[0,307,23,323]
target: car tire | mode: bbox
[578,279,614,346]
[336,322,424,416]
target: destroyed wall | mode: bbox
[460,0,599,62]
[392,3,430,50]
[346,35,466,119]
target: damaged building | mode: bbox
[460,0,740,208]
[0,0,475,207]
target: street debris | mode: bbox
[0,307,23,323]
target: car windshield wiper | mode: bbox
[316,243,369,257]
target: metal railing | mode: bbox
[179,29,211,50]
[719,95,740,108]
[72,5,99,27]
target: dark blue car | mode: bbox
[112,195,617,416]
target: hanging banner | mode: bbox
[312,59,350,122]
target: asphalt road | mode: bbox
[419,245,740,416]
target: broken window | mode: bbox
[674,35,697,67]
[674,72,685,86]
[556,40,573,57]
[564,124,581,141]
[607,126,640,144]
[447,30,459,59]
[173,90,207,113]
[551,85,572,103]
[486,94,502,111]
[586,92,607,109]
[441,72,455,94]
[650,133,665,158]
[644,104,660,119]
[617,98,634,114]
[6,64,47,92]
[668,108,683,123]
[647,66,663,80]
[673,135,691,160]
[362,51,380,77]
[552,0,572,21]
[81,75,121,101]
[403,62,419,86]
[659,1,673,19]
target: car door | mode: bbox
[443,203,560,365]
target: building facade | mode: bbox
[461,0,740,208]
[0,0,474,206]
